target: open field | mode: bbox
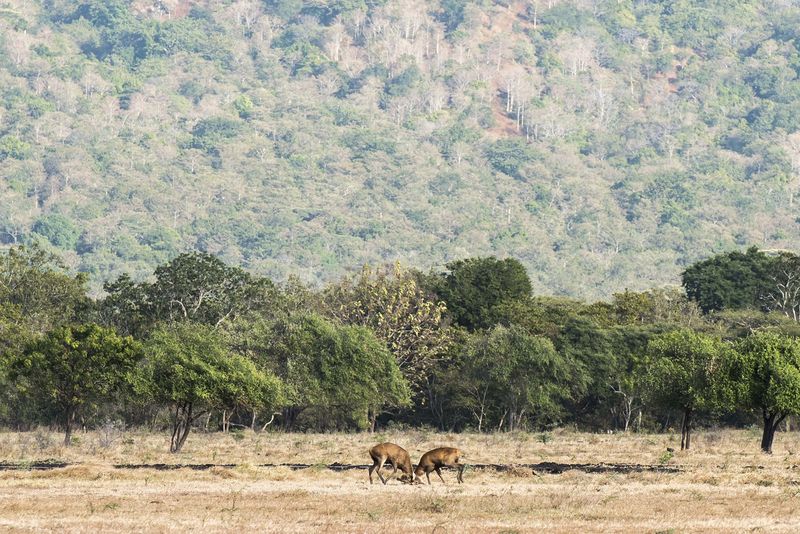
[2,428,800,532]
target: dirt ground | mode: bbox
[1,428,800,532]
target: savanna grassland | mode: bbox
[2,428,800,532]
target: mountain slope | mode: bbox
[2,0,800,298]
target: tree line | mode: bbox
[2,244,800,453]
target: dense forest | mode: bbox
[2,244,800,453]
[3,0,800,298]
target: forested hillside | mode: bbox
[2,0,800,298]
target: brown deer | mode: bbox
[368,442,414,485]
[414,447,465,484]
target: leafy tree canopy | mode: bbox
[7,323,141,445]
[682,247,777,314]
[426,257,532,331]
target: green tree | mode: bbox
[485,138,540,181]
[233,94,255,119]
[0,244,89,335]
[101,252,276,334]
[457,324,572,431]
[267,313,410,431]
[427,257,532,331]
[612,288,703,327]
[137,322,283,453]
[644,329,731,450]
[733,331,800,453]
[323,263,452,398]
[148,252,274,326]
[190,117,243,153]
[682,247,776,314]
[97,273,149,337]
[32,215,80,250]
[7,323,140,446]
[0,136,32,160]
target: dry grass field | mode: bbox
[1,427,800,532]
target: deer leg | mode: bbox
[435,467,446,484]
[377,459,388,485]
[385,461,398,483]
[369,460,378,484]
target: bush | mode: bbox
[0,136,31,161]
[32,215,80,249]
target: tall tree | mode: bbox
[137,322,283,453]
[7,323,141,446]
[100,252,277,334]
[456,324,572,431]
[265,313,410,431]
[0,243,90,335]
[323,263,452,398]
[682,247,776,314]
[733,331,800,454]
[426,257,532,331]
[148,251,275,326]
[644,329,731,450]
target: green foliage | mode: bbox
[682,247,776,313]
[455,324,573,431]
[7,323,141,445]
[323,263,452,395]
[485,138,540,181]
[384,64,421,98]
[190,117,243,153]
[732,331,800,452]
[267,313,410,430]
[644,328,736,448]
[6,240,800,441]
[427,257,532,331]
[157,252,272,321]
[138,323,239,406]
[0,136,31,160]
[436,0,477,32]
[233,95,255,119]
[645,329,731,415]
[0,244,90,335]
[32,215,80,249]
[658,450,674,464]
[137,322,283,451]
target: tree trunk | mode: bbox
[621,396,633,432]
[170,402,194,453]
[426,377,445,431]
[497,409,508,432]
[680,408,692,450]
[761,411,787,454]
[149,408,160,433]
[63,405,76,447]
[282,406,301,431]
[260,413,276,431]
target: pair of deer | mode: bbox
[368,442,465,485]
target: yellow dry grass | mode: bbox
[1,428,800,532]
